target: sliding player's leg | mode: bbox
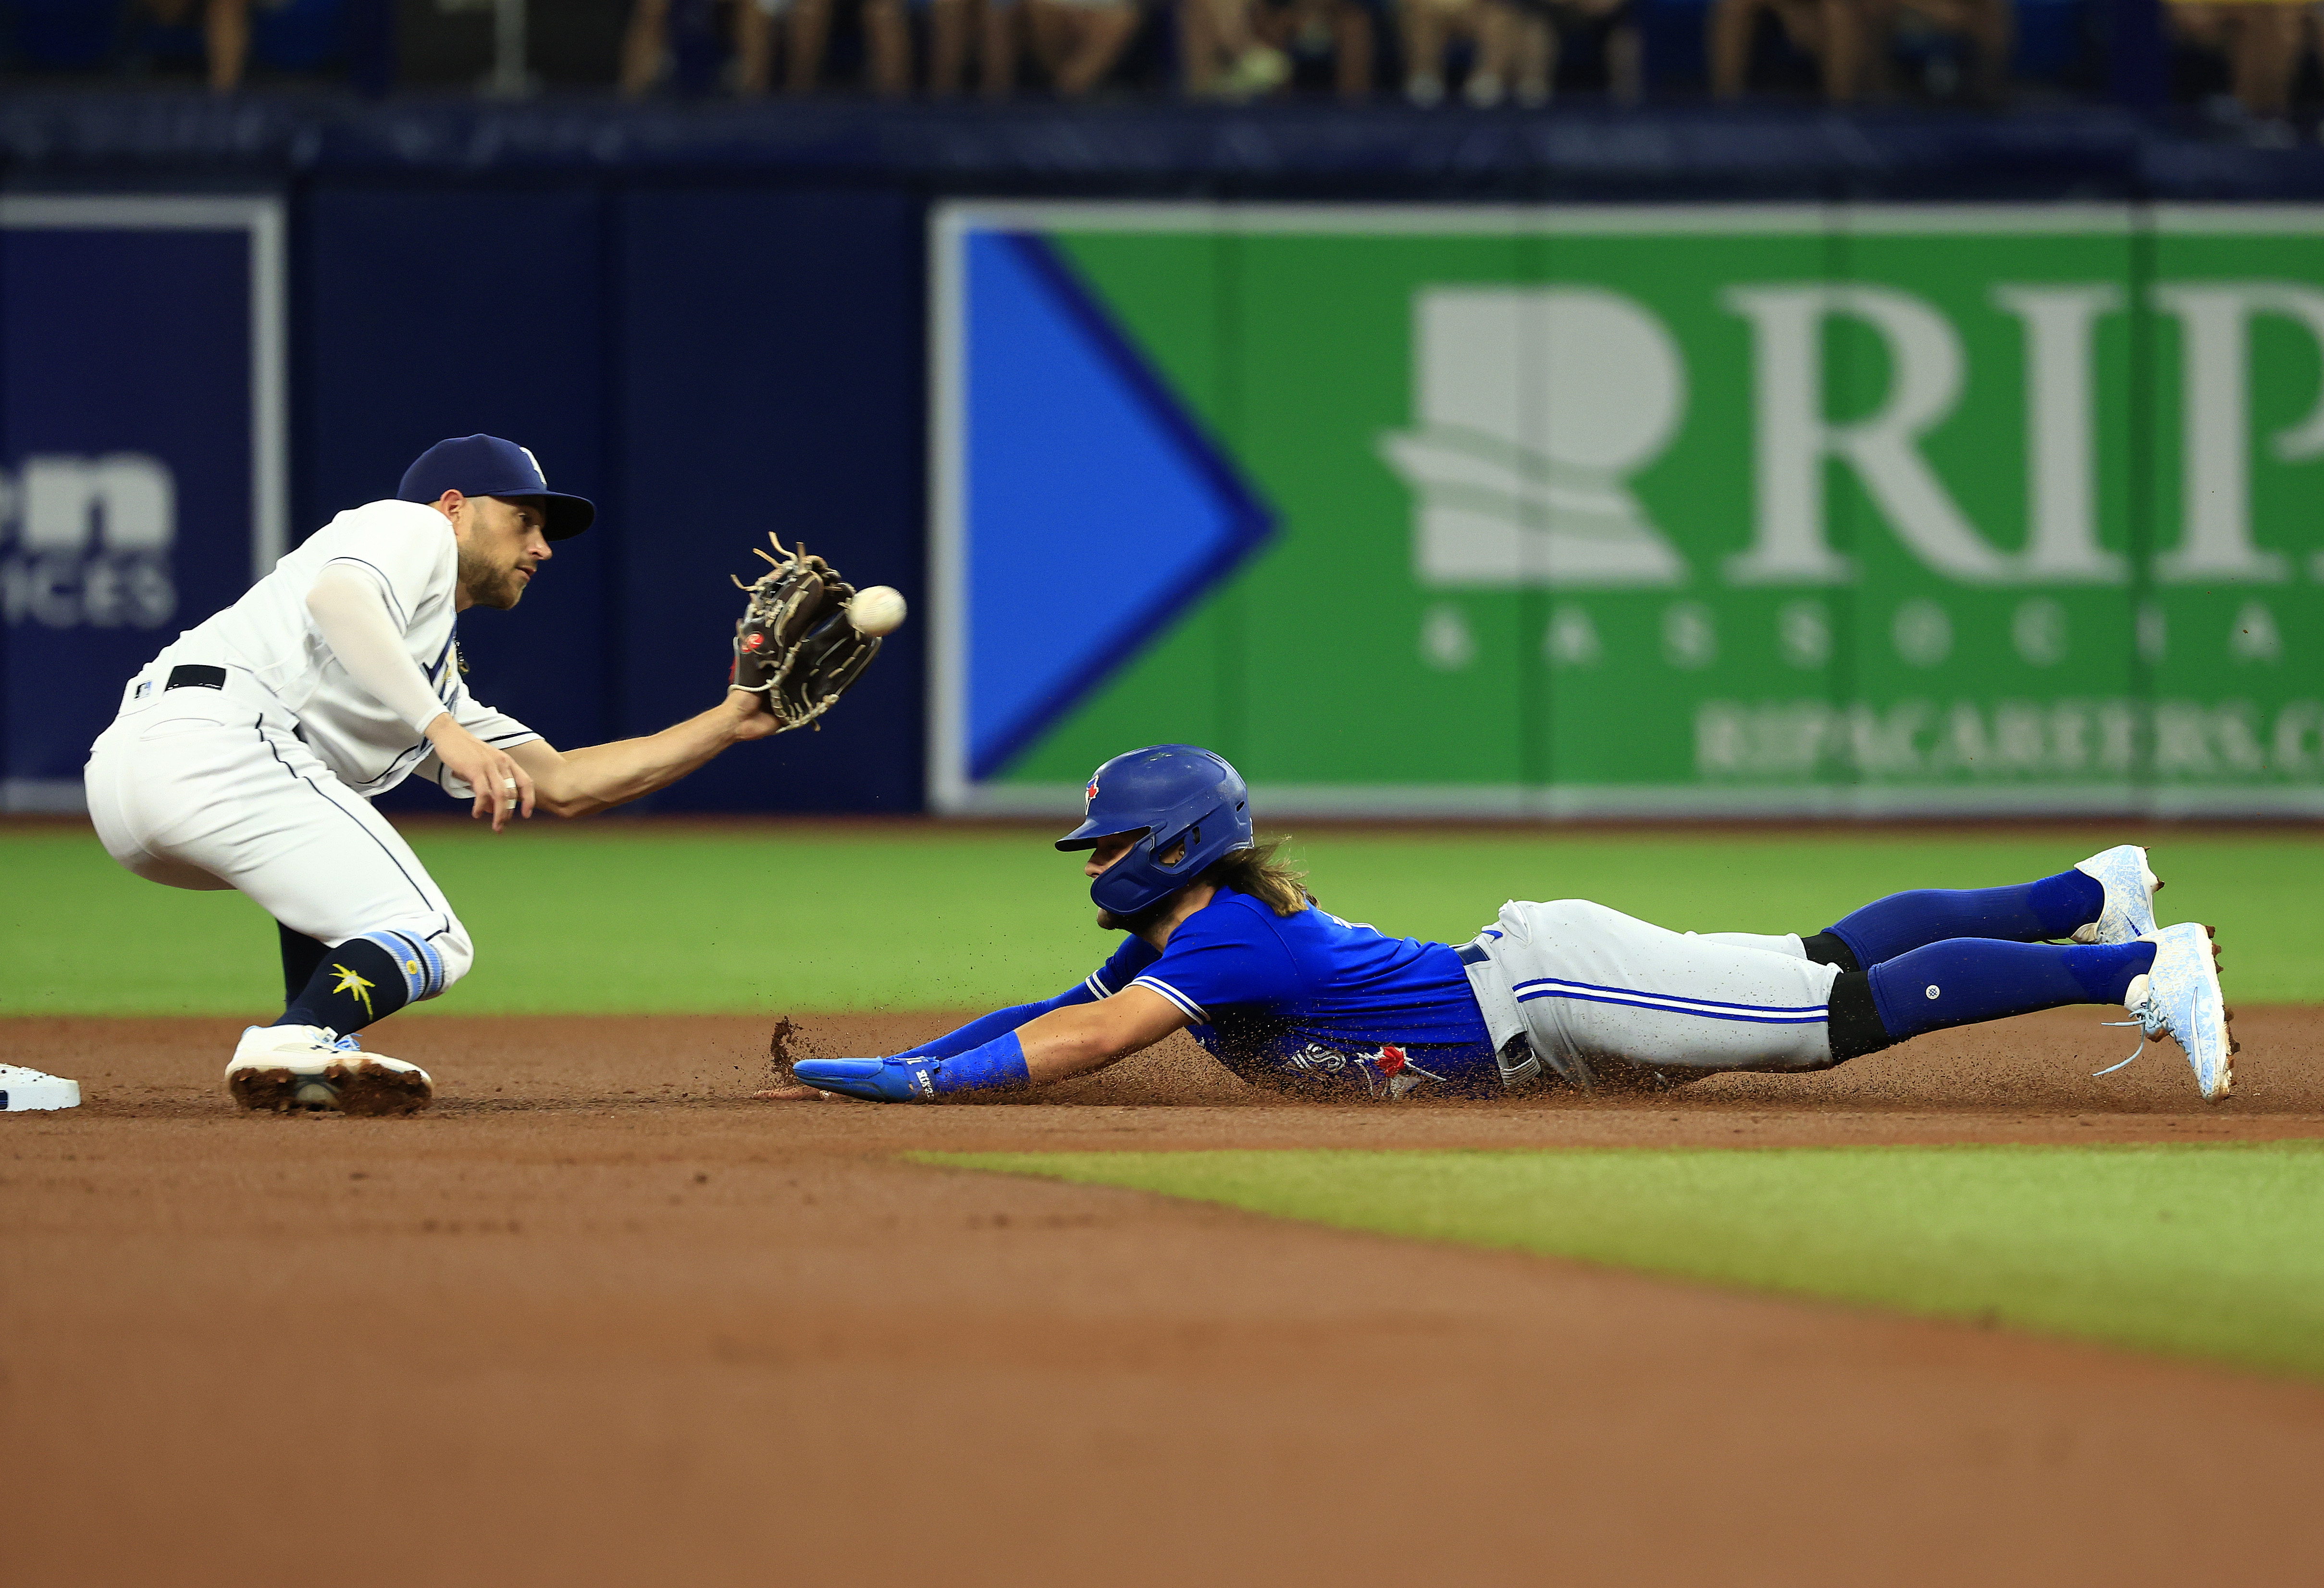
[1470,894,2230,1099]
[1805,844,2158,971]
[1830,922,2233,1100]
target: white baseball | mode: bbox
[848,585,907,637]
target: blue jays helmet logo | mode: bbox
[1086,777,1100,806]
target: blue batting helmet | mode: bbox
[1055,744,1253,916]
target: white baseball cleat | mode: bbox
[226,1024,434,1116]
[2072,844,2160,944]
[2116,924,2237,1103]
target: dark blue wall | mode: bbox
[613,187,925,812]
[1,226,257,786]
[300,181,926,814]
[303,186,615,758]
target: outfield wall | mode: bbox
[1,98,2319,817]
[935,203,2324,818]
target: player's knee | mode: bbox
[1532,898,1624,936]
[433,919,476,994]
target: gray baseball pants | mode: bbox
[1459,899,1843,1089]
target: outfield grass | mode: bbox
[930,1143,2324,1379]
[5,824,2318,1015]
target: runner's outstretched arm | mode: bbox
[902,984,1103,1059]
[788,988,1188,1102]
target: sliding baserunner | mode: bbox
[783,744,2236,1105]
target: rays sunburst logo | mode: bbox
[330,963,377,1021]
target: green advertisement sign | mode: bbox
[932,204,2324,816]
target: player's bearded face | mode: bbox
[455,495,551,611]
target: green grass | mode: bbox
[926,1143,2324,1379]
[5,824,2319,1015]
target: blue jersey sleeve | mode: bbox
[1129,896,1303,1023]
[1084,935,1161,999]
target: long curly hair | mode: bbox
[1198,836,1312,917]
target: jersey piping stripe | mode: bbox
[1083,970,1116,999]
[1515,987,1829,1025]
[349,739,436,795]
[323,557,411,629]
[1508,975,1827,1016]
[1130,975,1208,1022]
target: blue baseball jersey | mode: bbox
[1083,889,1499,1096]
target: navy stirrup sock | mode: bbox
[1866,940,2156,1045]
[279,923,330,1004]
[1826,868,2105,968]
[276,936,419,1035]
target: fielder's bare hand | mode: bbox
[425,714,534,831]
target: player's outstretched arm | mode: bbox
[507,688,779,819]
[897,984,1104,1060]
[786,987,1187,1103]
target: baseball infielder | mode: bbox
[85,434,879,1116]
[786,744,2237,1104]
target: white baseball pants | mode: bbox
[83,673,472,991]
[1460,898,1841,1088]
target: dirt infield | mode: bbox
[6,1009,2324,1587]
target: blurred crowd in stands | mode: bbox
[0,0,2318,136]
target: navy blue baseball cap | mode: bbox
[396,434,595,540]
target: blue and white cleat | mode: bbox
[2072,844,2160,944]
[226,1024,434,1116]
[2118,924,2237,1102]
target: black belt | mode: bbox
[1456,941,1491,966]
[164,664,226,691]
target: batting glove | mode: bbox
[791,1055,940,1103]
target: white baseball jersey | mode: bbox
[130,498,540,798]
[86,496,532,994]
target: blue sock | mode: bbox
[1829,869,2105,968]
[1867,939,2156,1044]
[931,1030,1031,1095]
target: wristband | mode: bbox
[931,1030,1030,1095]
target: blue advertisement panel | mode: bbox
[0,196,284,810]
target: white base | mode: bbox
[0,1064,82,1111]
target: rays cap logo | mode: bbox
[397,434,596,541]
